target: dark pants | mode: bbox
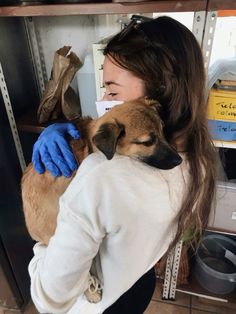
[103,267,156,314]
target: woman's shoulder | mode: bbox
[79,151,189,174]
[75,152,138,180]
[80,151,107,170]
[73,151,190,189]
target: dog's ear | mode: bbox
[144,98,158,106]
[92,122,124,160]
[144,98,161,112]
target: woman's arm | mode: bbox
[32,123,80,177]
[28,168,105,313]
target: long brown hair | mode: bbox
[104,16,216,250]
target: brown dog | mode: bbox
[21,99,182,302]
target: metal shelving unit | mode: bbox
[0,0,235,306]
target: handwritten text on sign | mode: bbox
[216,101,236,119]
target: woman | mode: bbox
[29,16,216,314]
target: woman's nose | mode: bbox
[101,92,109,101]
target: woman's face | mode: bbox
[102,56,145,101]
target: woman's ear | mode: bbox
[92,122,125,160]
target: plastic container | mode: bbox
[207,88,236,141]
[208,58,236,90]
[208,119,236,141]
[77,54,98,118]
[194,234,236,295]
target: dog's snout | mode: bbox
[163,153,182,169]
[142,142,182,170]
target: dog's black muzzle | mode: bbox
[142,142,182,170]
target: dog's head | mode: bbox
[91,99,182,170]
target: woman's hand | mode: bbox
[32,123,80,177]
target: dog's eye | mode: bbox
[142,139,155,147]
[142,133,156,146]
[134,134,156,147]
[133,139,155,147]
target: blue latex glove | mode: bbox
[32,123,80,177]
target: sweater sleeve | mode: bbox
[28,166,106,314]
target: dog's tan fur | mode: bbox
[21,99,182,302]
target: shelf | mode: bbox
[0,0,235,17]
[176,275,236,303]
[17,108,45,133]
[17,108,73,133]
[207,0,236,11]
[206,227,236,237]
[17,109,236,146]
[217,10,236,17]
[213,140,236,149]
[175,230,236,303]
[0,1,207,17]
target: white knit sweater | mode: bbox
[29,151,190,314]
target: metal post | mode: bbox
[162,249,174,299]
[169,241,183,299]
[24,17,48,97]
[192,11,207,46]
[201,11,217,68]
[0,63,26,172]
[162,241,183,299]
